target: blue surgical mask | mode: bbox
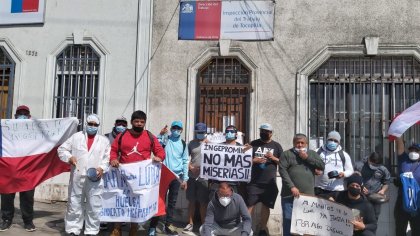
[86,126,98,135]
[225,132,236,141]
[171,130,181,138]
[196,133,206,140]
[16,115,29,119]
[115,125,126,133]
[326,141,338,151]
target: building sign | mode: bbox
[179,0,275,40]
[0,0,46,25]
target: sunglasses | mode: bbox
[226,130,237,133]
[115,122,127,127]
[87,123,99,127]
[327,139,339,143]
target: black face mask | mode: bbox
[260,132,270,141]
[348,186,361,197]
[132,126,144,133]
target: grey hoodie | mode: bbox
[202,192,252,236]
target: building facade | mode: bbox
[2,0,420,235]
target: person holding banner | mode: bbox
[279,133,324,236]
[394,136,420,236]
[335,174,377,236]
[246,123,283,236]
[183,122,210,234]
[158,121,189,236]
[109,110,165,236]
[208,125,244,200]
[0,105,37,232]
[200,182,252,236]
[57,114,111,236]
[314,131,354,200]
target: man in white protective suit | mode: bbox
[58,114,111,236]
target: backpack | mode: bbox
[317,148,346,171]
[400,172,420,215]
[117,130,155,159]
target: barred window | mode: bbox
[309,56,420,175]
[198,57,251,140]
[53,45,100,129]
[0,47,15,119]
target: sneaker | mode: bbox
[182,223,193,233]
[0,220,12,231]
[148,227,157,236]
[24,221,36,232]
[164,224,179,236]
[99,222,108,230]
[258,229,268,236]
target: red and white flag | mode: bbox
[388,101,420,141]
[156,164,178,216]
[0,117,78,193]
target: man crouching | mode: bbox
[200,182,252,236]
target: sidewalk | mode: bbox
[0,198,192,236]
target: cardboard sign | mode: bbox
[200,143,252,182]
[291,195,354,236]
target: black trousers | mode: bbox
[165,179,181,225]
[1,189,35,223]
[395,193,420,236]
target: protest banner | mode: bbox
[291,195,353,236]
[200,143,252,182]
[100,159,160,223]
[0,117,78,193]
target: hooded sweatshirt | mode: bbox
[315,145,354,191]
[202,192,252,236]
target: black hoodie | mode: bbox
[201,192,252,236]
[335,191,377,235]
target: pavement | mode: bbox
[0,198,197,236]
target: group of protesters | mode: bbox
[1,106,420,236]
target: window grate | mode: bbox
[0,47,15,119]
[198,57,251,139]
[309,56,420,176]
[53,45,100,130]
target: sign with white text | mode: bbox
[179,0,274,40]
[0,0,45,25]
[200,143,252,182]
[100,160,160,223]
[291,195,353,236]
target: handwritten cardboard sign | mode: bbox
[100,160,160,223]
[200,143,252,182]
[291,195,353,236]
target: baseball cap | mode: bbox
[195,123,207,132]
[259,123,273,131]
[409,143,420,151]
[16,105,30,113]
[171,120,183,129]
[115,116,127,124]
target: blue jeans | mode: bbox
[281,196,294,236]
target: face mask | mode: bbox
[171,130,181,138]
[409,152,420,161]
[16,115,29,119]
[196,133,206,140]
[368,164,379,170]
[326,141,338,151]
[219,196,232,207]
[294,147,307,153]
[226,132,236,141]
[86,126,98,135]
[260,132,270,141]
[348,186,361,197]
[132,126,144,133]
[115,125,126,133]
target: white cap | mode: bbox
[259,123,273,131]
[87,114,100,124]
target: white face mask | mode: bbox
[409,152,420,161]
[294,147,307,153]
[219,197,232,207]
